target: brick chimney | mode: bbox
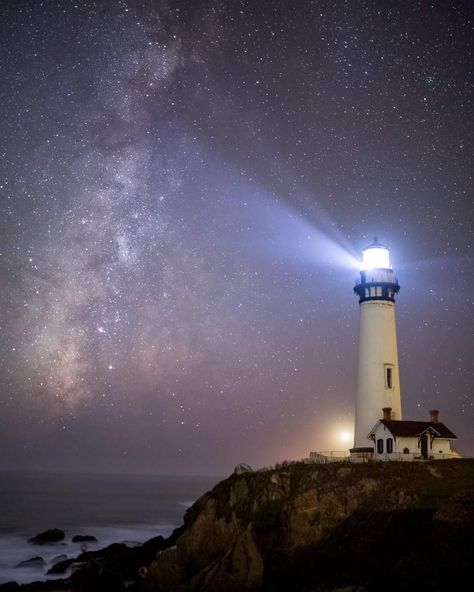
[382,407,392,421]
[430,409,439,424]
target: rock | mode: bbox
[144,459,474,592]
[0,578,70,591]
[72,534,97,543]
[16,556,46,568]
[233,463,253,475]
[5,536,169,591]
[28,529,65,545]
[0,584,20,592]
[47,556,77,575]
[51,554,68,564]
[191,526,263,592]
[141,535,166,557]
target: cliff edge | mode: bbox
[144,459,474,592]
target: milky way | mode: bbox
[0,0,472,474]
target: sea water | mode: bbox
[0,471,219,584]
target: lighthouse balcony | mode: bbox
[354,277,399,288]
[357,268,399,284]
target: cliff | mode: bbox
[144,459,474,592]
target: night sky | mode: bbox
[0,0,472,475]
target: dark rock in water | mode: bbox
[8,532,173,591]
[72,534,97,543]
[47,557,78,575]
[28,529,65,545]
[0,580,69,591]
[16,556,46,569]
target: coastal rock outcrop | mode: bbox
[16,556,46,569]
[72,534,97,543]
[28,529,65,545]
[144,459,474,592]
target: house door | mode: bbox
[421,434,429,459]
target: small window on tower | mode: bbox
[386,367,393,389]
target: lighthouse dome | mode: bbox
[362,237,390,270]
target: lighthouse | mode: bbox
[351,238,402,456]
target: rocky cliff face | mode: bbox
[144,460,474,592]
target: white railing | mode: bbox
[308,451,461,464]
[309,451,350,464]
[374,452,459,462]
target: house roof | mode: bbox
[375,420,457,439]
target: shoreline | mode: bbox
[0,525,177,589]
[0,527,180,591]
[0,472,219,589]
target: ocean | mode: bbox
[0,471,219,585]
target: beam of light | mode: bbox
[155,123,363,274]
[268,195,362,271]
[211,176,362,272]
[184,142,363,272]
[295,226,362,271]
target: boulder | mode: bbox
[72,534,97,543]
[233,463,253,475]
[28,529,65,545]
[16,556,46,569]
[47,557,78,575]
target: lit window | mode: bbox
[377,439,384,454]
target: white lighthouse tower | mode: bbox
[351,238,402,457]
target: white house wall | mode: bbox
[371,423,454,461]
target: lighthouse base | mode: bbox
[349,447,374,462]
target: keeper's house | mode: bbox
[368,408,458,461]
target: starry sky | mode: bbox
[0,0,472,475]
